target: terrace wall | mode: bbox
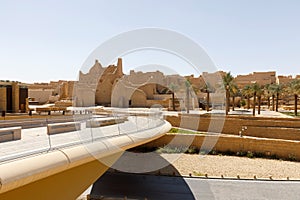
[165,114,300,140]
[142,134,300,160]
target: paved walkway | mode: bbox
[163,108,293,118]
[90,171,300,200]
[0,116,163,163]
[229,109,294,118]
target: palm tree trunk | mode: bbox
[247,97,250,110]
[258,95,261,115]
[267,96,270,109]
[172,92,175,111]
[227,93,230,113]
[227,92,230,112]
[206,92,210,112]
[295,94,298,116]
[186,89,190,114]
[276,92,279,112]
[232,96,235,111]
[253,92,256,116]
[225,88,229,115]
[272,94,275,111]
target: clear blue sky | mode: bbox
[1,0,300,83]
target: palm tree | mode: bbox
[264,84,271,109]
[185,80,192,114]
[201,82,215,112]
[250,82,262,116]
[230,83,239,111]
[223,72,235,115]
[242,85,252,110]
[270,86,276,111]
[269,84,283,112]
[169,83,178,111]
[286,79,300,116]
[257,87,263,115]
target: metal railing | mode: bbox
[0,108,165,164]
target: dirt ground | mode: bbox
[160,153,300,180]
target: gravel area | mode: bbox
[160,153,300,180]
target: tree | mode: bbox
[169,83,178,111]
[242,85,252,110]
[286,79,300,116]
[201,82,215,112]
[223,72,235,115]
[257,88,263,115]
[229,83,239,111]
[264,84,271,109]
[185,80,192,114]
[250,82,262,116]
[269,84,283,112]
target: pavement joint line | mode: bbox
[182,175,300,182]
[104,171,300,182]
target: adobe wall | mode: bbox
[0,88,6,112]
[12,83,19,113]
[142,134,300,160]
[131,90,147,107]
[28,89,53,104]
[96,78,113,105]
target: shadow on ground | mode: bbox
[89,152,214,200]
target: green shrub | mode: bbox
[246,151,254,158]
[288,154,297,161]
[241,99,246,107]
[193,171,205,176]
[156,146,187,154]
[168,128,204,135]
[186,146,198,154]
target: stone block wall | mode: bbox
[142,134,300,160]
[165,114,300,140]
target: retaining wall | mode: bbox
[142,133,300,160]
[165,114,300,140]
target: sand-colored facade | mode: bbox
[234,71,277,88]
[27,80,75,104]
[0,81,28,113]
[22,58,300,110]
[75,58,198,110]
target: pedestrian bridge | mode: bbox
[0,110,171,199]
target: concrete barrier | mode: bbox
[86,117,127,128]
[0,127,21,142]
[47,122,81,135]
[36,107,67,115]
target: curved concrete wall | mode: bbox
[0,120,171,198]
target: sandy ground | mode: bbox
[160,153,300,180]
